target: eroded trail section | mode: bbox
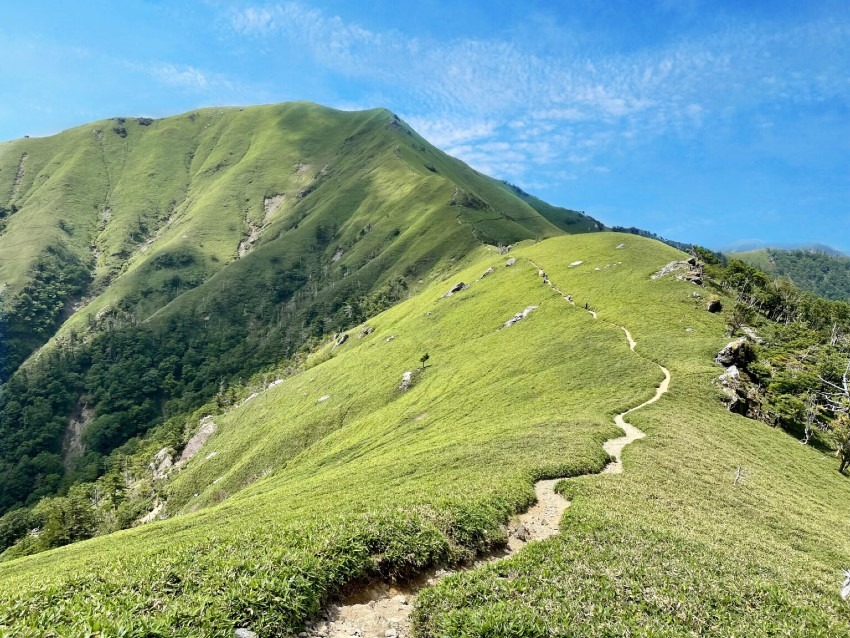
[302,261,671,638]
[304,478,570,638]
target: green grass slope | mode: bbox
[0,101,577,377]
[1,233,847,636]
[500,181,602,234]
[416,237,850,636]
[0,102,604,510]
[731,248,850,301]
[0,233,658,635]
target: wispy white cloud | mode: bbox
[122,61,235,94]
[149,64,219,91]
[225,3,850,186]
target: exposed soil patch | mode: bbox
[11,153,28,200]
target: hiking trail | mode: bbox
[300,259,671,638]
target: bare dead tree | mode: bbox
[819,359,850,414]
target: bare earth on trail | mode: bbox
[302,263,671,638]
[303,479,572,638]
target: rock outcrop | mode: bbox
[177,419,218,465]
[715,338,754,368]
[652,256,704,285]
[502,306,538,329]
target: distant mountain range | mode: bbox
[729,247,850,301]
[722,240,846,257]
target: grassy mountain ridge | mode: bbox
[1,233,848,636]
[0,102,599,513]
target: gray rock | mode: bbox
[359,325,374,338]
[719,365,740,385]
[616,243,625,249]
[235,629,258,638]
[706,299,723,313]
[505,258,516,267]
[177,419,217,465]
[513,524,530,542]
[442,281,468,297]
[715,338,748,367]
[479,267,494,279]
[652,260,690,279]
[149,447,174,480]
[502,305,538,329]
[399,371,413,391]
[333,333,349,348]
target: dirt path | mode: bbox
[303,478,571,638]
[301,261,671,638]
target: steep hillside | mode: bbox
[0,103,596,510]
[732,248,850,301]
[1,234,848,636]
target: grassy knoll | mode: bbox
[0,237,658,636]
[414,235,850,636]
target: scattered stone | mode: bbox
[318,395,331,403]
[505,258,516,267]
[442,282,467,298]
[706,299,723,313]
[691,291,702,298]
[502,306,538,329]
[616,243,625,249]
[512,523,530,542]
[685,327,695,333]
[569,260,583,267]
[235,629,258,638]
[334,333,349,348]
[842,570,850,600]
[385,335,395,342]
[359,325,375,338]
[399,371,413,392]
[478,267,494,279]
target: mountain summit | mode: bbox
[0,102,600,509]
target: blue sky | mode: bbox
[1,1,848,252]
